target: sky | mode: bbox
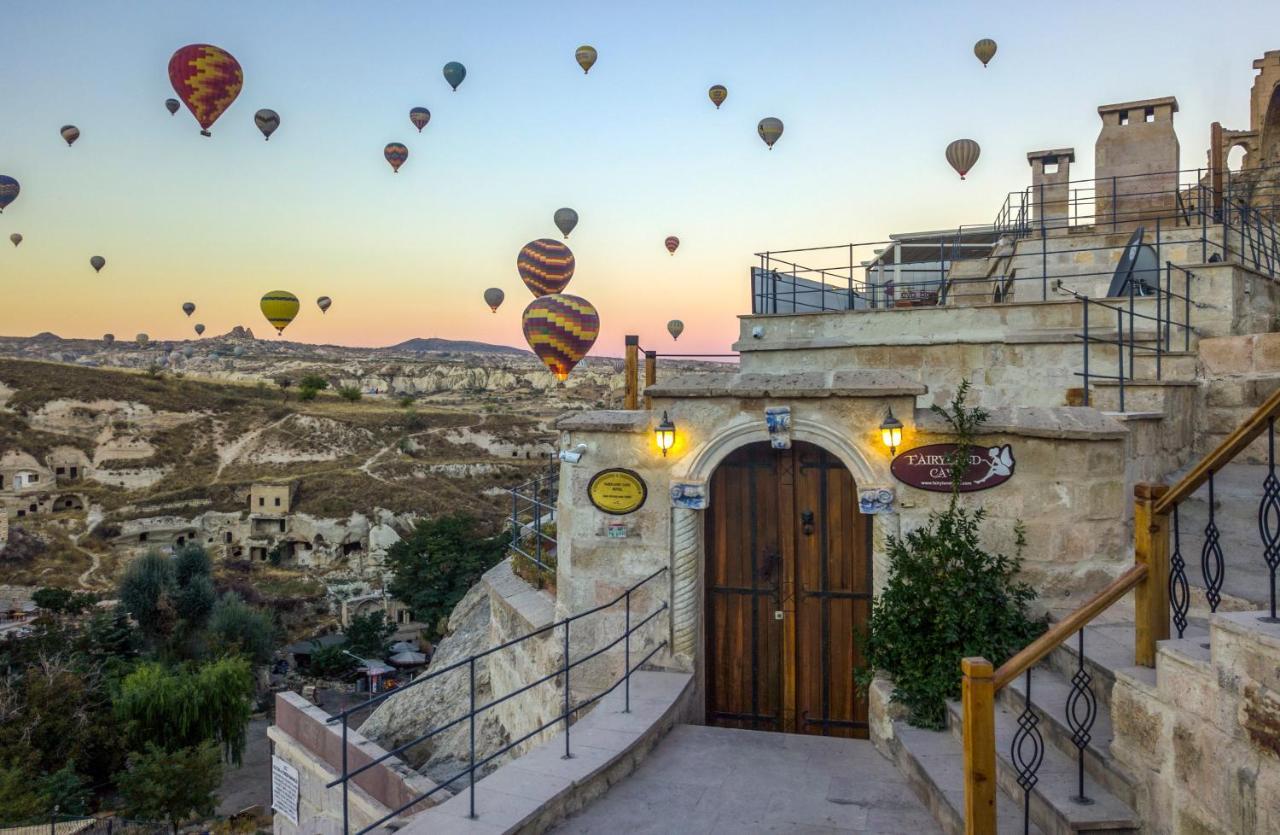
[0,0,1276,356]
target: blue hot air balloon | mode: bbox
[443,61,467,91]
[0,176,19,213]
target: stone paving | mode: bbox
[553,724,941,834]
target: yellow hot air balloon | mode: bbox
[708,85,728,109]
[945,139,981,179]
[575,45,598,74]
[974,39,997,68]
[260,290,300,335]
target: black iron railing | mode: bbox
[1,814,167,834]
[508,466,558,571]
[325,566,670,835]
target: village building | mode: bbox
[268,49,1280,834]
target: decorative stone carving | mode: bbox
[765,406,792,449]
[858,487,894,514]
[670,507,700,661]
[669,481,708,510]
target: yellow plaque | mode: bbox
[588,468,648,515]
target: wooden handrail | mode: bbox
[991,563,1148,690]
[1154,385,1280,515]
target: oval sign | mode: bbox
[890,443,1015,493]
[588,468,648,515]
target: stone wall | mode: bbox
[1197,332,1280,461]
[1110,613,1280,833]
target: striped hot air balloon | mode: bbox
[0,176,19,213]
[316,296,332,314]
[409,107,431,132]
[384,142,409,173]
[667,319,684,341]
[522,294,600,381]
[260,290,300,335]
[168,44,244,136]
[945,138,981,179]
[974,39,998,68]
[517,239,575,297]
[665,236,680,255]
[708,85,727,109]
[254,109,280,140]
[60,125,80,147]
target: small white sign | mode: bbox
[272,755,300,826]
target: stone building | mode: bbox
[270,50,1280,835]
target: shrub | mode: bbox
[207,592,276,665]
[337,386,362,402]
[858,381,1045,729]
[298,374,329,392]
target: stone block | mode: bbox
[1111,676,1168,769]
[1207,380,1248,408]
[1255,333,1280,371]
[1200,336,1254,375]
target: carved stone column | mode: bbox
[670,506,700,666]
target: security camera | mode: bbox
[558,443,588,464]
[751,326,764,339]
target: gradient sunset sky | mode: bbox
[0,1,1273,355]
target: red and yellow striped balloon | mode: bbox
[517,238,575,297]
[168,44,243,136]
[522,294,599,381]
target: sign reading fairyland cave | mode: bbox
[890,443,1015,493]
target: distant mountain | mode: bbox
[387,337,529,356]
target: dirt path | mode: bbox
[74,543,103,590]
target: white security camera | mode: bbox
[558,443,588,464]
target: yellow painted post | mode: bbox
[624,335,639,410]
[643,351,657,410]
[961,657,996,834]
[1134,482,1171,666]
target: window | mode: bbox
[176,536,185,546]
[258,497,265,507]
[1119,110,1130,126]
[139,532,148,542]
[225,532,233,543]
[55,467,65,475]
[1043,158,1059,174]
[29,474,37,483]
[69,467,77,478]
[16,510,25,518]
[274,497,281,507]
[1144,107,1155,123]
[278,520,286,532]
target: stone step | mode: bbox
[888,719,1043,835]
[1129,351,1197,379]
[1087,379,1199,413]
[1000,661,1140,810]
[945,698,1141,834]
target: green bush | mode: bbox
[337,386,362,402]
[858,381,1045,729]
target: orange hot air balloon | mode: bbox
[665,236,680,255]
[168,44,244,136]
[522,294,600,381]
[517,239,575,297]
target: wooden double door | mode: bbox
[704,441,871,738]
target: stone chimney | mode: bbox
[1027,148,1075,233]
[1094,97,1180,230]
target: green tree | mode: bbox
[307,643,358,679]
[858,381,1044,728]
[32,587,74,614]
[337,386,362,402]
[298,374,329,392]
[115,656,254,764]
[116,742,221,831]
[38,764,90,816]
[118,551,176,641]
[0,764,43,823]
[207,593,276,666]
[344,610,394,658]
[386,514,507,639]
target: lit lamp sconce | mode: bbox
[880,408,903,457]
[655,411,677,457]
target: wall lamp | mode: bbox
[655,412,677,457]
[880,408,903,457]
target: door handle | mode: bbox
[800,510,815,536]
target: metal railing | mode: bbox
[325,566,670,835]
[0,814,167,834]
[622,336,739,410]
[962,386,1280,832]
[508,465,558,572]
[1073,262,1199,409]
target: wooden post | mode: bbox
[624,335,639,410]
[1210,122,1224,219]
[961,657,996,835]
[643,351,657,410]
[1134,482,1171,667]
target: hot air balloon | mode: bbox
[136,333,149,347]
[194,323,206,336]
[0,176,19,213]
[757,117,784,150]
[103,333,115,346]
[168,44,243,136]
[317,296,332,314]
[553,208,579,239]
[254,109,280,140]
[522,294,600,381]
[575,45,597,74]
[9,234,20,248]
[182,302,196,317]
[517,239,576,297]
[665,236,680,255]
[708,85,728,109]
[60,125,80,147]
[974,39,998,68]
[484,287,505,313]
[384,143,409,173]
[260,290,300,335]
[409,107,431,132]
[90,256,105,273]
[165,98,180,115]
[667,319,684,341]
[945,138,981,179]
[443,61,466,91]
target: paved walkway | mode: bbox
[553,724,941,834]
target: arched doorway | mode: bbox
[703,440,871,738]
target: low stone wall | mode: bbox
[1198,331,1280,462]
[267,691,439,835]
[1110,612,1280,833]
